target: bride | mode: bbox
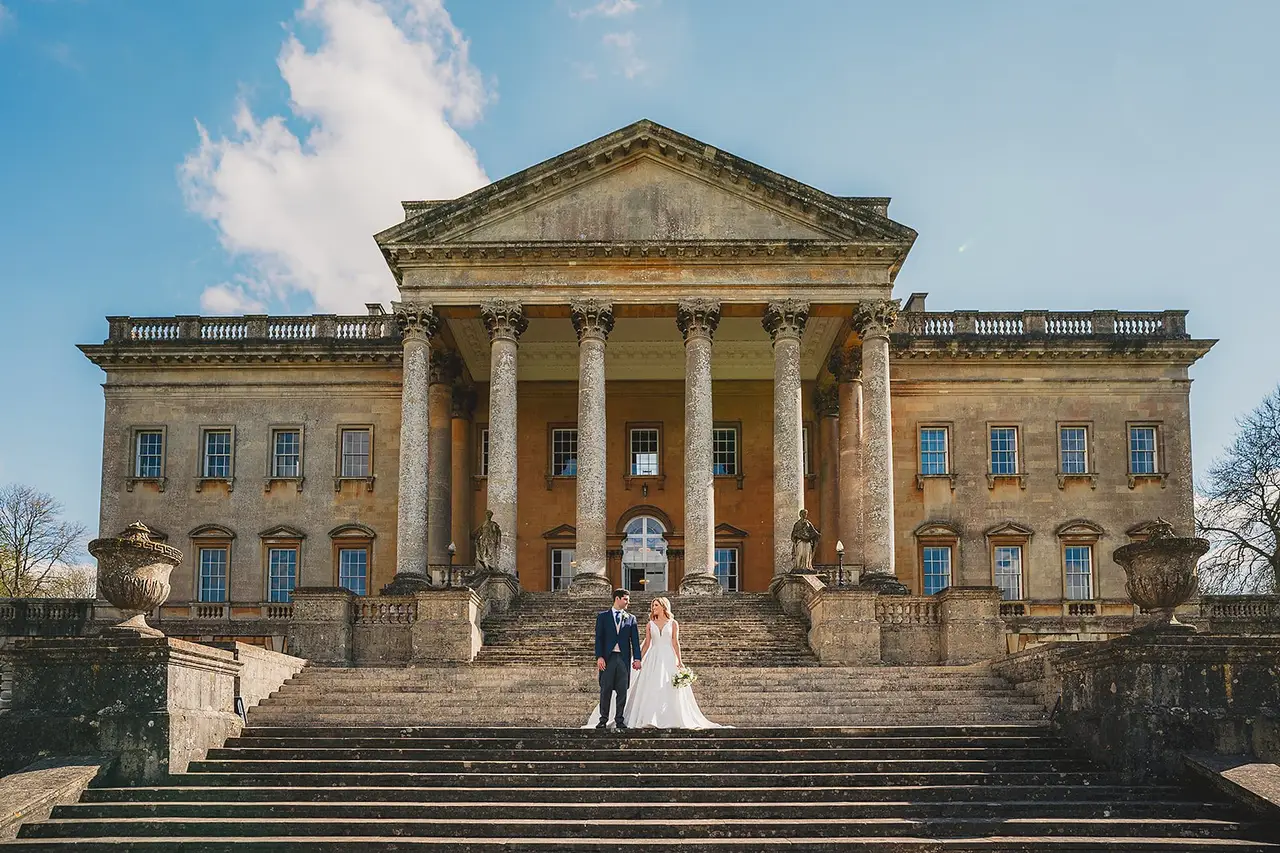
[585,597,723,729]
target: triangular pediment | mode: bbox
[542,524,577,540]
[376,119,916,250]
[714,523,750,538]
[985,521,1034,539]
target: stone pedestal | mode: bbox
[410,589,483,663]
[808,587,881,665]
[286,587,356,666]
[937,586,1004,665]
[0,637,242,783]
[469,570,521,617]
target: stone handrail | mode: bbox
[0,599,94,636]
[895,309,1189,339]
[105,314,396,343]
[353,598,418,624]
[875,597,941,625]
[1199,595,1280,620]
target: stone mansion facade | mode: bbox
[80,121,1213,636]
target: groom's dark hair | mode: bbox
[612,588,629,602]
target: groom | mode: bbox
[594,588,642,730]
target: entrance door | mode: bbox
[622,516,668,592]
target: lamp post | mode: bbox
[836,540,845,587]
[446,541,457,588]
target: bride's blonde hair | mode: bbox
[652,596,673,619]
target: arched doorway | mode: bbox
[622,515,668,592]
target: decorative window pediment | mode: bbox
[985,521,1034,539]
[260,525,306,540]
[1056,519,1104,539]
[189,524,235,540]
[616,505,674,535]
[914,520,961,539]
[714,523,750,538]
[542,524,577,540]
[329,523,377,540]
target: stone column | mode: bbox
[481,300,527,578]
[852,299,908,594]
[830,348,864,576]
[763,300,809,581]
[815,384,840,566]
[427,350,460,575]
[677,299,724,596]
[450,384,477,566]
[389,306,438,593]
[568,300,615,598]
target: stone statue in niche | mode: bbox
[790,509,821,574]
[474,510,502,573]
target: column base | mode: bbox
[567,572,614,598]
[678,572,725,596]
[381,572,435,595]
[858,572,911,596]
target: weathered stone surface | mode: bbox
[937,585,1004,665]
[0,756,109,840]
[764,300,808,579]
[853,299,898,581]
[1185,753,1280,824]
[286,587,357,666]
[392,305,438,589]
[568,300,612,596]
[426,349,459,569]
[678,299,721,594]
[807,586,881,666]
[410,589,483,663]
[482,300,526,577]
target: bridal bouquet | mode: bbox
[671,667,697,689]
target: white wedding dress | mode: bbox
[584,619,724,729]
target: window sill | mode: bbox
[333,475,376,493]
[126,476,167,493]
[544,473,577,489]
[986,473,1026,490]
[623,474,665,491]
[1056,472,1098,490]
[713,473,745,490]
[1127,472,1168,489]
[195,476,235,493]
[915,473,956,491]
[264,476,304,494]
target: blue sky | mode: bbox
[1,0,1277,539]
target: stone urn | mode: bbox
[88,521,182,637]
[1112,518,1208,633]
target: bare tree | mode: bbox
[1196,386,1280,594]
[0,484,89,598]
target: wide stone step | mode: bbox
[206,746,1078,761]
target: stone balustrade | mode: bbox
[103,314,397,344]
[895,309,1189,339]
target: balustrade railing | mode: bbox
[875,597,940,625]
[107,314,398,344]
[0,599,94,636]
[353,598,418,624]
[896,309,1188,340]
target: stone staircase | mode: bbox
[6,726,1278,850]
[474,591,819,667]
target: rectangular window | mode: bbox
[198,547,228,603]
[712,426,739,476]
[1065,545,1094,600]
[202,429,232,478]
[338,548,368,596]
[1129,426,1158,475]
[630,428,659,476]
[478,427,490,476]
[919,426,949,475]
[272,429,301,478]
[993,545,1024,601]
[550,548,575,591]
[135,430,164,478]
[714,547,740,592]
[267,547,298,603]
[340,428,371,478]
[989,426,1019,476]
[802,425,812,476]
[551,428,578,477]
[1059,426,1089,475]
[922,546,952,595]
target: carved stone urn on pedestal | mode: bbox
[1111,518,1208,633]
[88,521,182,637]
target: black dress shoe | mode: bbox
[595,721,608,730]
[614,723,629,731]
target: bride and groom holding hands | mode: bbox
[585,588,722,730]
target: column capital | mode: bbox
[851,299,901,339]
[450,382,477,419]
[676,299,721,342]
[395,306,440,344]
[570,299,615,343]
[428,348,462,386]
[814,384,840,418]
[828,347,863,382]
[763,300,809,344]
[481,299,528,343]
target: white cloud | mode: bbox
[0,4,14,34]
[602,31,646,79]
[571,0,638,20]
[181,0,490,314]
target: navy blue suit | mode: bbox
[595,608,642,727]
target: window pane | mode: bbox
[551,548,576,591]
[993,545,1023,600]
[268,547,297,603]
[920,428,948,475]
[198,547,228,603]
[273,430,300,478]
[1065,545,1093,600]
[922,546,952,595]
[1060,427,1088,474]
[802,426,811,475]
[990,427,1018,476]
[338,548,367,596]
[714,547,739,592]
[712,427,738,476]
[630,429,659,476]
[203,430,232,478]
[341,429,371,477]
[135,431,163,478]
[479,429,489,476]
[552,429,578,477]
[1129,426,1157,474]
